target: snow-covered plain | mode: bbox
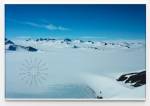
[5,38,146,100]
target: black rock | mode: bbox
[104,42,107,45]
[117,75,128,81]
[8,45,16,51]
[73,45,79,48]
[26,46,38,52]
[48,38,55,41]
[51,38,56,40]
[44,38,47,41]
[64,38,71,42]
[40,38,43,41]
[88,41,94,44]
[125,46,130,48]
[120,42,130,48]
[117,71,146,87]
[97,96,103,99]
[8,45,38,52]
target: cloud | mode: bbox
[45,24,69,31]
[25,22,43,28]
[7,19,70,31]
[26,22,70,31]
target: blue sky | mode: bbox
[5,4,146,40]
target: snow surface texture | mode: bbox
[5,38,146,100]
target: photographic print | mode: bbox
[5,4,146,100]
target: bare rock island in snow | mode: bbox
[117,70,146,87]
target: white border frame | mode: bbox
[0,0,150,105]
[4,3,147,101]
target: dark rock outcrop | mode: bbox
[117,71,146,87]
[40,38,44,41]
[120,42,130,48]
[73,45,79,48]
[64,38,72,44]
[48,38,56,41]
[104,42,107,45]
[88,41,94,44]
[97,91,103,99]
[125,45,130,48]
[8,45,17,51]
[5,40,14,45]
[7,45,38,52]
[6,38,38,52]
[64,38,71,42]
[35,38,56,42]
[26,46,38,52]
[97,96,103,99]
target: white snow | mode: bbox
[5,39,146,100]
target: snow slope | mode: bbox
[5,39,146,100]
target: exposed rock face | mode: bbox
[8,45,17,51]
[117,71,146,87]
[97,91,103,99]
[5,38,145,52]
[64,38,71,42]
[97,96,103,99]
[73,45,79,48]
[88,41,94,44]
[64,38,72,44]
[7,45,38,52]
[48,38,55,41]
[104,42,107,45]
[26,46,38,52]
[40,38,44,41]
[35,38,56,42]
[5,40,14,45]
[5,38,38,52]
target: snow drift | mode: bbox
[5,38,146,100]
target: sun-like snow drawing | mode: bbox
[19,57,48,86]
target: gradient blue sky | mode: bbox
[5,4,146,40]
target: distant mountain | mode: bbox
[117,70,146,87]
[5,38,145,51]
[5,38,38,52]
[8,45,38,52]
[5,39,14,45]
[35,38,56,42]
